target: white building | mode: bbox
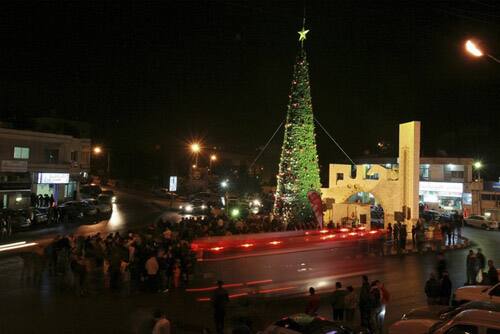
[0,127,91,209]
[321,121,480,228]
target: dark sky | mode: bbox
[1,1,499,181]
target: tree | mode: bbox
[273,36,321,224]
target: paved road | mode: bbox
[0,191,499,333]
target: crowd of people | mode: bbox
[21,219,198,296]
[304,275,390,334]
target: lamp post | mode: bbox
[93,146,111,176]
[473,161,482,181]
[190,143,201,167]
[465,40,500,63]
[209,154,217,170]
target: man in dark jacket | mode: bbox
[212,280,229,334]
[440,271,452,305]
[487,260,499,285]
[425,273,441,305]
[466,250,477,285]
[358,275,371,329]
[331,281,348,320]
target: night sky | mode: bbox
[1,1,499,182]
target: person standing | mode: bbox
[212,280,229,334]
[411,224,417,248]
[476,248,486,274]
[305,287,320,316]
[399,223,407,251]
[466,250,477,285]
[393,222,400,250]
[330,281,348,321]
[424,273,441,305]
[369,280,383,334]
[152,309,171,334]
[440,271,452,305]
[145,253,159,292]
[487,260,499,285]
[359,275,371,329]
[344,286,357,323]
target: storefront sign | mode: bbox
[1,160,28,172]
[419,181,463,194]
[37,173,70,184]
[169,176,177,192]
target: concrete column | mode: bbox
[398,121,421,228]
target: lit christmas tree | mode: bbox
[273,26,321,224]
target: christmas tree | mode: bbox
[273,26,321,224]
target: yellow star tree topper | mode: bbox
[298,27,309,43]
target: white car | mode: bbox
[454,282,500,305]
[428,309,500,334]
[464,215,499,230]
[390,309,500,334]
[391,302,500,334]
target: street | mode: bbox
[0,190,499,333]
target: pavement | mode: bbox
[0,189,499,333]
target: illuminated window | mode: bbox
[13,147,30,159]
[419,165,430,180]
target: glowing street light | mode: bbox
[220,180,228,188]
[93,146,102,154]
[210,154,217,161]
[474,161,483,181]
[92,146,111,175]
[190,143,201,153]
[465,40,500,63]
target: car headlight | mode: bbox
[185,205,193,212]
[111,196,117,203]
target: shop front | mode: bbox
[33,172,77,204]
[419,181,464,212]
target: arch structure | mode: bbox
[321,121,421,228]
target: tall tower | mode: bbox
[273,25,321,224]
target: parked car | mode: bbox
[454,282,500,305]
[260,314,368,334]
[401,301,500,321]
[464,215,499,230]
[390,309,500,334]
[31,208,49,225]
[428,309,500,334]
[59,201,98,223]
[2,209,32,229]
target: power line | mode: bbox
[314,117,356,166]
[249,120,284,169]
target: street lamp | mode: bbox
[209,154,217,170]
[474,161,482,181]
[190,142,201,166]
[465,40,500,63]
[92,146,111,176]
[220,180,228,188]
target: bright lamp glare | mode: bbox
[474,161,482,169]
[190,143,201,153]
[231,208,240,217]
[466,40,483,57]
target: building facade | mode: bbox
[0,128,91,209]
[321,121,487,228]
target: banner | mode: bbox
[307,191,324,229]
